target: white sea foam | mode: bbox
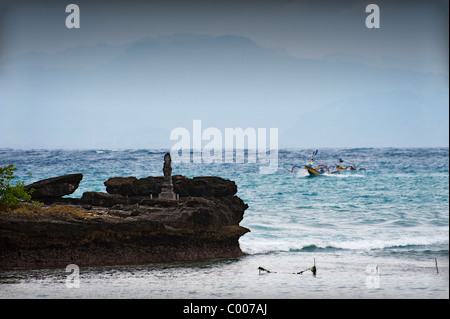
[294,169,309,177]
[240,234,449,255]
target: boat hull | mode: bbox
[302,165,324,176]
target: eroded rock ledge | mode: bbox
[0,174,249,270]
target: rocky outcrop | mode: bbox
[104,175,237,198]
[174,176,238,197]
[0,174,249,270]
[104,176,163,197]
[25,174,83,199]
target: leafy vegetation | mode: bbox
[0,164,33,210]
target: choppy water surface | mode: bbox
[0,148,448,298]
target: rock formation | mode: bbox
[104,175,237,198]
[24,173,83,199]
[1,167,249,270]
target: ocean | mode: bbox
[0,148,448,299]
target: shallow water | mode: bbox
[0,252,447,299]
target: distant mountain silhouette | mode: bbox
[0,34,448,148]
[1,43,130,70]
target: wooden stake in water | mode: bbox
[311,258,317,276]
[435,258,439,274]
[295,259,317,276]
[258,266,271,275]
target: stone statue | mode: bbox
[163,153,172,179]
[159,152,177,200]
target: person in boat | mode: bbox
[309,150,316,166]
[336,157,345,170]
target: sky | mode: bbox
[0,0,448,149]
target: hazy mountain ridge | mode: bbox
[0,34,448,148]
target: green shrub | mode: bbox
[0,164,33,210]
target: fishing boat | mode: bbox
[289,150,329,176]
[335,157,366,171]
[289,150,365,176]
[288,164,330,176]
[335,163,366,171]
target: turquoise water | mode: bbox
[0,148,448,298]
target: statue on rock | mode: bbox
[159,153,177,200]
